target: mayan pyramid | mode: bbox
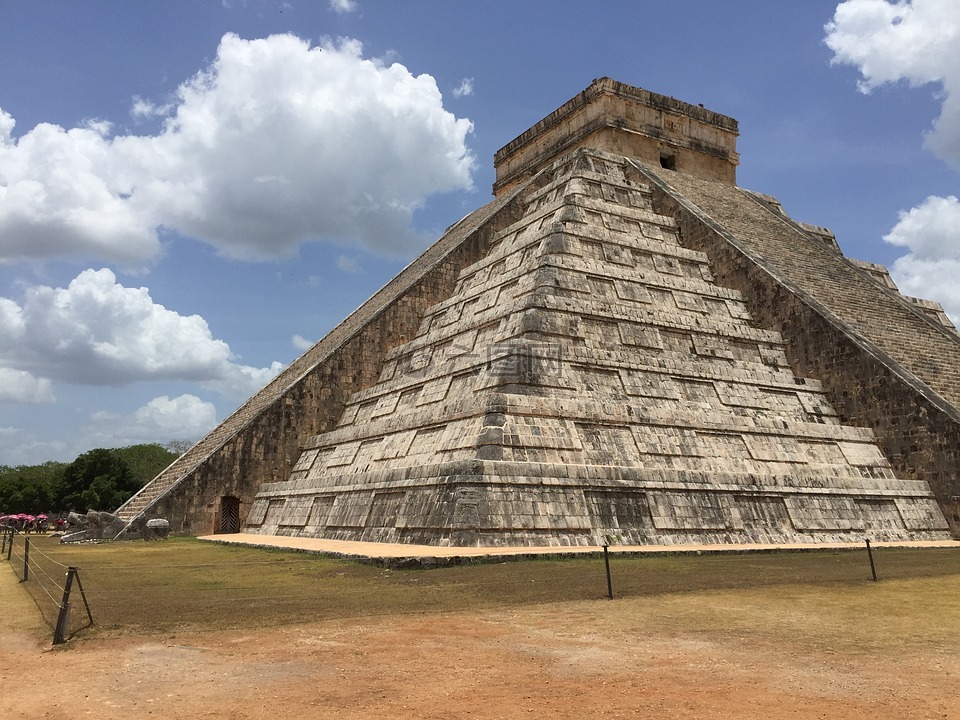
[119,78,959,546]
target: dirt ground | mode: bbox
[2,582,958,720]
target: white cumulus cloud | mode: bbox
[0,368,54,404]
[83,394,218,448]
[0,33,474,265]
[292,334,314,352]
[0,111,161,265]
[826,0,960,165]
[826,1,960,321]
[883,195,960,320]
[0,268,282,398]
[884,194,960,260]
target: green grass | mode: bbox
[6,534,960,644]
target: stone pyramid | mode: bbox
[120,78,957,546]
[244,150,945,546]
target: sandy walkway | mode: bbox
[200,532,959,563]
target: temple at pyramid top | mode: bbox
[493,77,740,196]
[115,78,960,548]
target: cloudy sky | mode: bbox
[1,0,958,465]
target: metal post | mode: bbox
[1,527,7,555]
[53,567,77,645]
[21,536,30,582]
[865,539,878,582]
[603,544,614,600]
[6,529,13,561]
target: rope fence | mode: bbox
[1,528,93,644]
[3,530,957,639]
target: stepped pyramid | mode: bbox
[120,78,958,546]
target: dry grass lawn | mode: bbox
[2,536,960,719]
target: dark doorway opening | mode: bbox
[659,153,677,170]
[218,496,241,534]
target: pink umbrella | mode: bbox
[37,514,48,519]
[16,513,27,519]
[25,515,35,522]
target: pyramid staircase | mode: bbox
[245,149,948,546]
[114,419,246,523]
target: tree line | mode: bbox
[0,443,182,515]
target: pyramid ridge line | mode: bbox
[739,188,960,340]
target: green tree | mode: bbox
[1,445,173,514]
[0,462,63,514]
[58,449,136,513]
[112,444,176,487]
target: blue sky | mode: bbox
[1,0,959,465]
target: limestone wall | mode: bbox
[643,165,960,535]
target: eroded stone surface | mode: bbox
[246,150,948,546]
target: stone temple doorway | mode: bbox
[218,496,241,534]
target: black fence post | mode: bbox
[865,539,878,582]
[6,529,13,561]
[1,527,7,556]
[21,536,30,582]
[53,567,77,645]
[603,544,614,600]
